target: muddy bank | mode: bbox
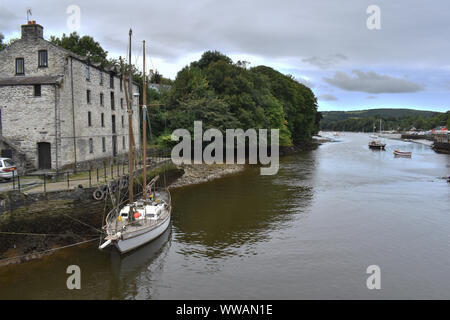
[0,199,107,266]
[169,164,245,189]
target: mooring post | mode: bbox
[43,174,46,194]
[96,168,99,182]
[12,170,15,190]
[89,169,92,188]
[104,163,107,182]
[67,172,70,189]
[17,174,21,192]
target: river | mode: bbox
[1,133,449,299]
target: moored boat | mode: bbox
[99,32,171,254]
[393,149,412,157]
[369,140,386,150]
[368,119,386,150]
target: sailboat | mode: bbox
[99,31,171,254]
[369,119,386,150]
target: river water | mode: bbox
[1,133,449,299]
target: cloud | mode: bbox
[297,77,314,88]
[319,94,338,101]
[323,70,424,94]
[302,54,347,69]
[366,96,377,99]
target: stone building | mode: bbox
[0,21,141,172]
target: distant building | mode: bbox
[148,83,171,93]
[0,21,141,172]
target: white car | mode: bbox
[0,158,18,180]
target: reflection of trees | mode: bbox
[170,154,316,259]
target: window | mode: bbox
[121,115,124,128]
[4,159,15,167]
[110,74,114,89]
[102,137,106,152]
[38,50,48,67]
[111,92,115,110]
[34,85,41,97]
[87,90,91,104]
[100,71,103,85]
[85,65,90,81]
[15,58,25,75]
[101,113,105,127]
[123,136,125,149]
[88,111,92,127]
[120,98,124,109]
[112,115,116,134]
[120,77,123,91]
[100,93,104,106]
[89,138,94,154]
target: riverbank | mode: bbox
[169,164,246,189]
[0,138,328,266]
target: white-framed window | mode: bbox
[15,58,25,75]
[38,50,48,67]
[89,138,94,153]
[85,65,90,81]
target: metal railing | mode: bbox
[3,149,171,194]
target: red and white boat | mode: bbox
[393,149,412,157]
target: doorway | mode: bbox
[38,142,52,169]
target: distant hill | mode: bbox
[321,109,438,122]
[320,108,448,132]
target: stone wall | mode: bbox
[0,24,141,172]
[0,84,58,169]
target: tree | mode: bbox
[50,32,109,65]
[160,51,319,146]
[0,33,5,51]
[150,70,163,84]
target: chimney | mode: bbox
[21,22,43,40]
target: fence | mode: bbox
[3,149,172,194]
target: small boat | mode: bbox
[368,119,386,150]
[393,149,412,157]
[369,140,386,150]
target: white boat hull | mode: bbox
[115,216,171,254]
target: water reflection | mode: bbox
[108,227,172,299]
[170,153,316,260]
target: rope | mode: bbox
[0,237,100,264]
[0,231,97,237]
[60,213,102,234]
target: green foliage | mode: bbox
[0,33,5,51]
[49,32,109,65]
[320,109,449,132]
[149,51,319,147]
[0,34,19,51]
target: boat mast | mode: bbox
[127,29,134,205]
[120,57,134,206]
[142,40,147,201]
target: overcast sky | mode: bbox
[1,0,449,112]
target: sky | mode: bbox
[1,0,449,112]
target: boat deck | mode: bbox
[104,190,171,240]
